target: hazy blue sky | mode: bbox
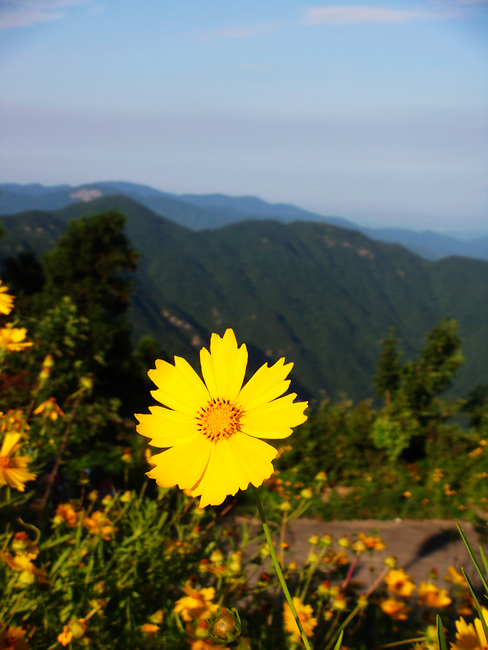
[0,0,487,233]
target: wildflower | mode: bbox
[57,626,72,647]
[384,556,397,569]
[308,535,320,546]
[140,624,160,636]
[174,583,219,622]
[83,511,116,540]
[380,597,410,620]
[33,397,64,421]
[283,597,317,643]
[358,531,386,551]
[136,329,308,508]
[149,610,164,625]
[451,608,488,650]
[0,433,36,492]
[446,566,467,586]
[385,568,416,597]
[1,550,49,586]
[337,536,350,548]
[120,490,133,504]
[403,491,412,498]
[300,488,313,499]
[0,624,30,650]
[54,503,79,527]
[0,324,33,352]
[315,471,327,481]
[418,582,451,608]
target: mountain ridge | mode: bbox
[1,181,486,262]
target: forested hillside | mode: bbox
[1,194,487,401]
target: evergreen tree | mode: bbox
[374,328,401,404]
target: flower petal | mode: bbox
[237,358,293,411]
[200,329,247,401]
[149,357,209,415]
[241,393,308,439]
[192,433,277,507]
[147,437,212,489]
[135,406,199,447]
[0,432,22,457]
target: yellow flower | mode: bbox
[83,511,116,540]
[418,582,452,608]
[0,433,36,492]
[174,583,219,622]
[283,597,317,642]
[0,624,30,650]
[140,624,160,636]
[0,281,15,316]
[451,608,488,650]
[0,324,33,352]
[57,626,72,647]
[380,597,410,620]
[33,398,64,421]
[136,329,308,508]
[446,566,467,586]
[384,568,416,597]
[358,531,386,551]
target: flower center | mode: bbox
[0,456,13,469]
[196,398,243,442]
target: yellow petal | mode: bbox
[147,437,211,490]
[241,393,308,438]
[0,432,22,457]
[193,433,277,508]
[149,357,209,415]
[200,329,247,401]
[136,407,199,447]
[237,358,293,411]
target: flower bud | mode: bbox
[308,535,320,546]
[279,500,292,512]
[209,608,241,643]
[337,536,350,549]
[384,555,397,569]
[300,488,313,500]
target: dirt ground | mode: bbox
[241,518,484,590]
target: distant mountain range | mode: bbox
[1,181,487,262]
[1,193,487,403]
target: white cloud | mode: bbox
[303,6,459,25]
[0,0,93,30]
[199,22,281,43]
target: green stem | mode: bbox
[251,485,312,650]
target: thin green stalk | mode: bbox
[252,485,313,650]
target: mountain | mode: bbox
[1,194,487,403]
[1,182,487,262]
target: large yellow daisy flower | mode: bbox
[451,608,488,650]
[136,329,308,508]
[0,433,36,492]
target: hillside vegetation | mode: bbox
[1,194,488,402]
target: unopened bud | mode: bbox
[209,608,241,643]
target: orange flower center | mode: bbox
[0,456,13,469]
[196,398,243,442]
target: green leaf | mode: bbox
[333,630,344,650]
[436,614,448,650]
[456,522,488,594]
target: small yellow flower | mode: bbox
[451,608,488,650]
[384,568,416,597]
[380,597,410,620]
[140,623,160,636]
[403,491,412,498]
[33,397,65,421]
[0,281,15,316]
[445,566,466,586]
[174,583,219,622]
[308,535,320,546]
[83,511,116,540]
[418,582,452,608]
[283,597,317,643]
[0,433,36,492]
[358,531,386,551]
[0,324,33,352]
[136,329,308,508]
[54,502,79,527]
[57,626,72,647]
